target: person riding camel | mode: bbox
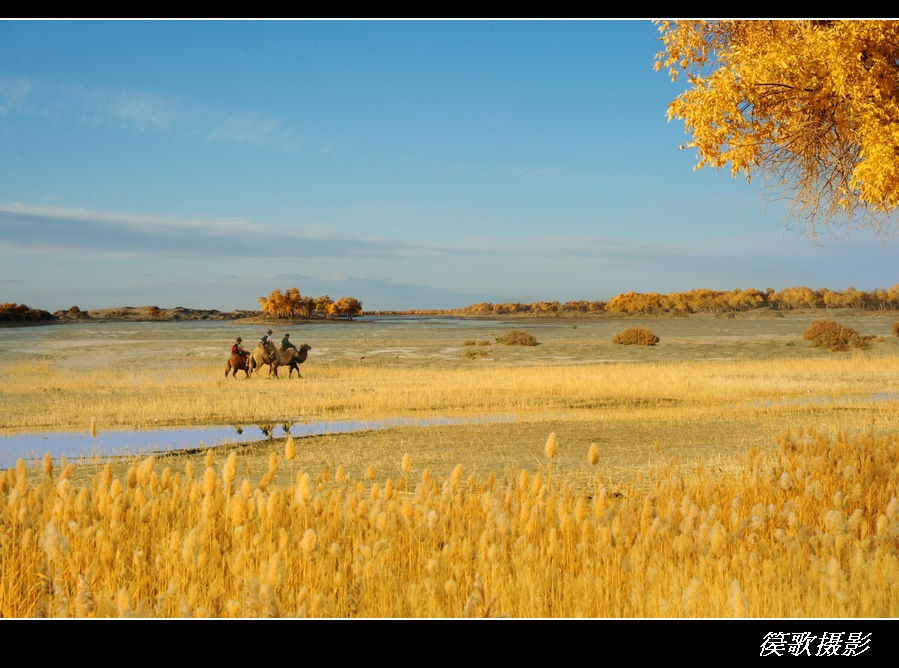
[231,337,249,362]
[261,329,275,354]
[232,337,249,354]
[281,333,298,354]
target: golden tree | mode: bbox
[314,295,331,316]
[655,20,899,237]
[332,297,363,320]
[260,289,340,319]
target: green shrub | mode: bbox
[612,327,659,346]
[495,330,538,346]
[802,319,878,352]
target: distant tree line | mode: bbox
[258,288,363,320]
[454,285,899,316]
[7,284,899,325]
[459,300,608,316]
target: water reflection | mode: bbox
[0,416,503,466]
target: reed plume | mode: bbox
[222,452,237,492]
[545,432,557,460]
[401,453,411,475]
[285,437,296,461]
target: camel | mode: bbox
[248,343,276,377]
[249,343,307,378]
[287,343,312,378]
[225,353,251,379]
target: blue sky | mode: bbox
[1,19,897,312]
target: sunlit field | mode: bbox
[1,311,898,617]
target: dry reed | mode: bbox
[1,427,896,618]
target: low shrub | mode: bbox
[495,330,538,346]
[802,319,879,352]
[612,327,659,346]
[892,322,899,337]
[462,349,488,360]
[462,340,476,346]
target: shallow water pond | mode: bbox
[0,416,502,466]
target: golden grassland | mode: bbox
[1,314,898,617]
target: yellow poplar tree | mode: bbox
[655,20,899,237]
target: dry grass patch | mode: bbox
[3,356,899,436]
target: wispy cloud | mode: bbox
[208,111,300,149]
[0,202,423,259]
[7,201,863,278]
[0,75,33,113]
[0,202,767,267]
[94,87,186,133]
[0,75,303,150]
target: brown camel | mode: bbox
[225,353,251,379]
[286,343,312,378]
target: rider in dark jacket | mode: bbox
[281,333,298,352]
